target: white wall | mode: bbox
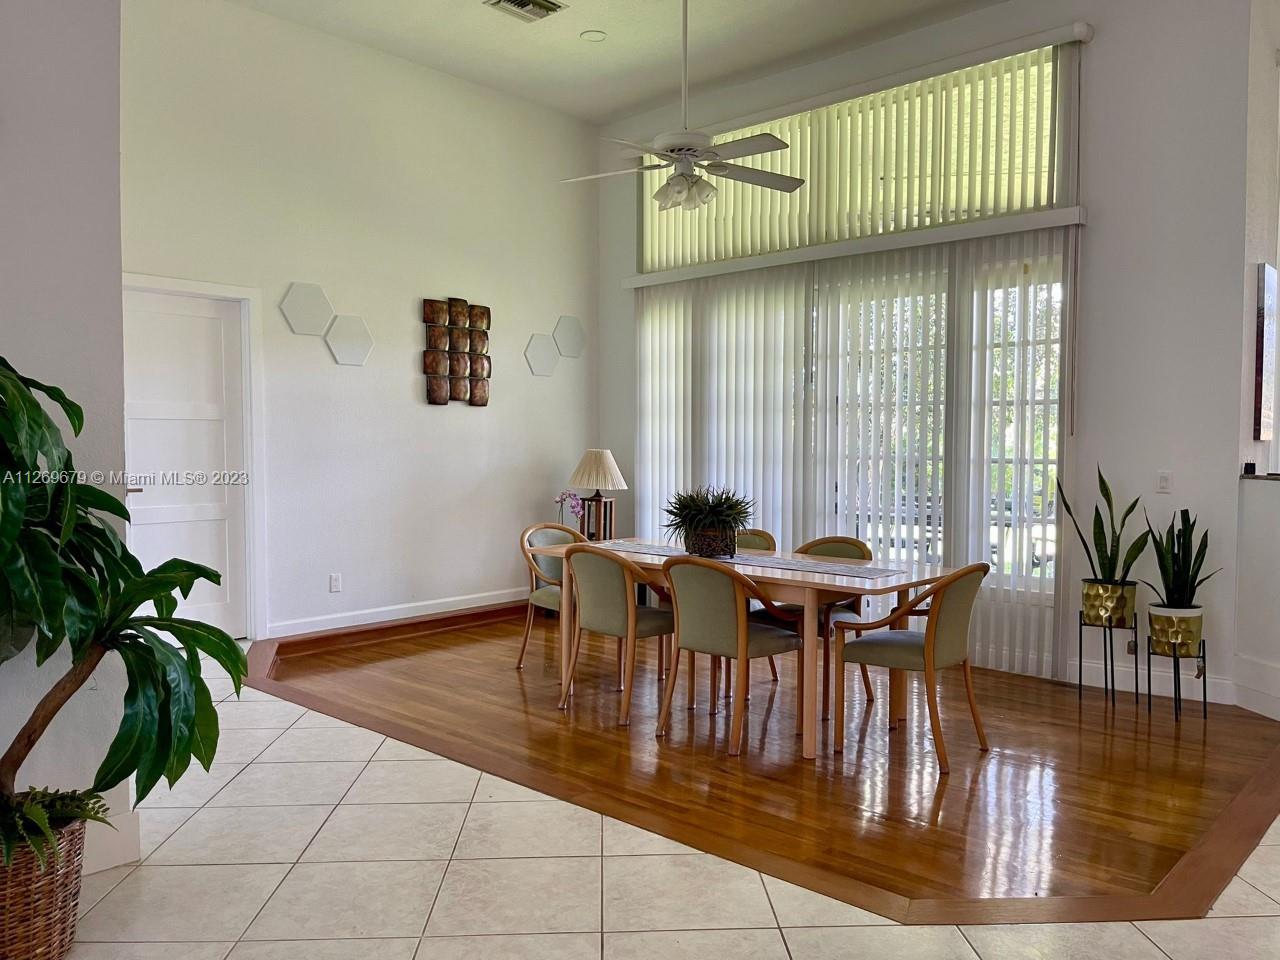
[595,0,1275,708]
[121,0,599,635]
[0,0,139,871]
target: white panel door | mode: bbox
[123,290,247,637]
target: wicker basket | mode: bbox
[0,819,86,960]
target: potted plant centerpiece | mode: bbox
[0,357,246,960]
[663,486,753,558]
[1057,468,1150,629]
[1142,509,1220,657]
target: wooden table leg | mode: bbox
[802,588,819,759]
[888,587,910,729]
[560,563,576,693]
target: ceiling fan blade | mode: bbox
[704,132,789,162]
[561,163,669,184]
[702,161,805,193]
[603,136,679,160]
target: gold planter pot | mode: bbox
[1149,607,1203,657]
[1081,580,1137,628]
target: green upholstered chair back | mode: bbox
[735,528,776,551]
[797,536,873,560]
[665,560,743,659]
[524,525,578,585]
[567,549,632,638]
[929,564,988,668]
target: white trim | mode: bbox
[121,273,270,642]
[700,22,1093,137]
[269,587,528,637]
[624,207,1088,289]
[1072,657,1237,705]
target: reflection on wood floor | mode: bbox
[254,611,1280,923]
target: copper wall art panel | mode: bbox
[423,297,493,407]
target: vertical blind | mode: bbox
[637,229,1072,676]
[642,46,1069,272]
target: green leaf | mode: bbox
[132,617,245,695]
[92,648,159,795]
[0,356,85,435]
[0,578,37,665]
[72,483,130,522]
[0,476,27,563]
[1119,529,1150,583]
[134,630,197,786]
[1056,480,1098,578]
[1092,506,1111,580]
[2,529,66,647]
[188,660,220,772]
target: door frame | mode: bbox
[122,273,269,641]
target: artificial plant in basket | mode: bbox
[0,357,246,959]
[1056,467,1150,628]
[663,486,754,558]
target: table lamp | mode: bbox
[569,448,627,541]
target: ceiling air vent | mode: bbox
[483,0,566,23]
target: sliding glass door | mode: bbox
[637,228,1071,676]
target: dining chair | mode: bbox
[657,556,802,755]
[516,522,587,670]
[558,544,676,725]
[754,535,876,717]
[735,527,780,687]
[735,528,777,551]
[832,562,991,774]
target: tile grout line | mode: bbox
[600,809,606,959]
[1237,874,1280,908]
[1131,920,1177,960]
[223,712,386,945]
[416,757,484,943]
[756,871,795,960]
[956,924,986,960]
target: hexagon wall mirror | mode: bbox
[325,315,374,366]
[281,282,336,336]
[524,333,559,377]
[553,315,585,358]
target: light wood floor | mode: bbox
[250,609,1280,924]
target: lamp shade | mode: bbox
[569,448,627,492]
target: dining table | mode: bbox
[528,536,950,760]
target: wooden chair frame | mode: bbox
[737,528,778,550]
[516,522,586,670]
[794,536,876,719]
[656,556,802,756]
[832,562,991,774]
[558,544,673,726]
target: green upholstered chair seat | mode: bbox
[634,607,676,638]
[735,532,775,551]
[529,585,561,611]
[681,622,800,660]
[840,629,928,670]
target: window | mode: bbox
[637,229,1071,676]
[641,46,1070,272]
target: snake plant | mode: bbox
[1056,467,1150,583]
[1142,509,1220,608]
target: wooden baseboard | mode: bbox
[246,599,525,680]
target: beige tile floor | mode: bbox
[71,663,1280,960]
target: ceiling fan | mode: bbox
[562,0,805,210]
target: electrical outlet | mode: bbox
[1157,470,1172,494]
[329,573,342,593]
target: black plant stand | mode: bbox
[1147,636,1207,720]
[1078,611,1140,706]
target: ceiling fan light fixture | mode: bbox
[654,172,715,211]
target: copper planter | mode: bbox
[685,528,736,559]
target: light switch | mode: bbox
[1157,471,1172,494]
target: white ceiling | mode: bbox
[230,0,1001,123]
